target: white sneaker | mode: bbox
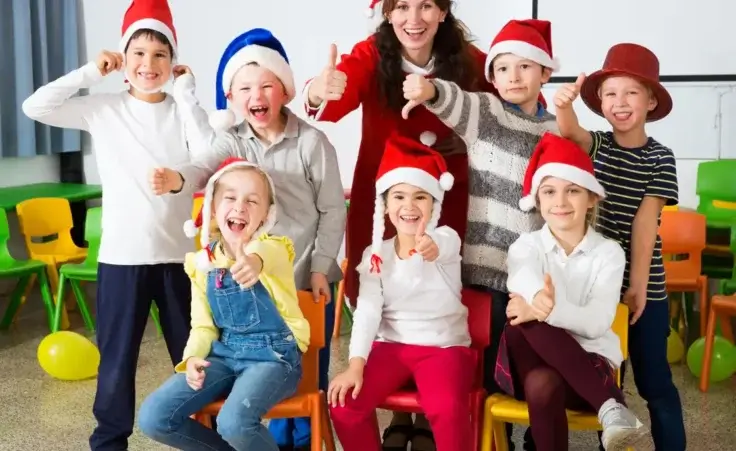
[599,400,650,450]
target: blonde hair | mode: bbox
[209,166,274,241]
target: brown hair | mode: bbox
[124,29,174,58]
[209,166,274,240]
[374,0,478,112]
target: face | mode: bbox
[387,0,447,55]
[212,168,271,248]
[598,76,657,133]
[229,64,288,130]
[385,183,435,236]
[124,35,172,93]
[537,177,596,232]
[491,54,551,106]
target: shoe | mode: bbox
[522,427,536,451]
[599,400,650,451]
[293,444,310,451]
[278,445,294,451]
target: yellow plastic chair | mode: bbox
[16,198,88,328]
[192,192,204,251]
[481,304,630,451]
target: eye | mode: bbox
[604,92,616,97]
[496,67,507,72]
[240,87,250,92]
[225,196,235,201]
[155,53,166,58]
[541,189,553,196]
[521,64,531,69]
[416,195,428,200]
[393,194,405,200]
[134,51,144,56]
[398,3,408,10]
[248,200,258,205]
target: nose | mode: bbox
[553,191,567,206]
[408,5,422,22]
[509,67,520,82]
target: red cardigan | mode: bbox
[306,36,497,302]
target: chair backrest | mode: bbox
[612,303,630,386]
[294,290,326,395]
[696,160,736,223]
[83,207,103,266]
[0,209,12,262]
[462,288,492,389]
[659,210,706,280]
[193,192,204,251]
[16,197,77,258]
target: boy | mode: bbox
[21,1,194,450]
[402,18,559,450]
[553,43,685,451]
[151,28,347,451]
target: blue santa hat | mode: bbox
[209,28,296,131]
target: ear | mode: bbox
[647,95,659,113]
[226,92,233,101]
[541,67,553,84]
[439,10,448,22]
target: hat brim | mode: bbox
[580,69,672,122]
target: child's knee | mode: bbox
[329,398,374,424]
[422,390,469,422]
[216,408,261,444]
[138,394,173,439]
[524,367,564,407]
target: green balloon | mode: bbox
[687,337,736,382]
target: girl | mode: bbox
[328,134,475,451]
[496,132,650,451]
[138,157,308,451]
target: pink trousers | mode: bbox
[330,341,475,451]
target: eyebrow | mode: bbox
[131,46,169,54]
[391,190,430,196]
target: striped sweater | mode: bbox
[425,79,559,292]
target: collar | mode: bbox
[503,100,547,118]
[401,56,435,76]
[540,224,600,256]
[239,107,299,142]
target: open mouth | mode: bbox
[226,218,246,232]
[249,106,269,118]
[399,214,420,224]
[613,112,632,121]
[404,28,426,39]
[136,72,160,81]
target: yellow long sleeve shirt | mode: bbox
[174,234,310,372]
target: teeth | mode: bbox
[250,106,267,112]
[401,215,419,220]
[227,218,246,225]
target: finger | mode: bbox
[328,43,338,69]
[322,284,332,303]
[234,237,247,260]
[327,385,337,407]
[509,316,521,326]
[629,307,643,325]
[311,284,320,302]
[243,215,261,242]
[575,72,586,89]
[401,99,420,120]
[338,385,348,407]
[415,216,428,239]
[352,380,362,399]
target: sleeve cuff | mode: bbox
[82,61,105,83]
[545,300,572,328]
[310,254,334,275]
[426,79,450,112]
[173,73,196,99]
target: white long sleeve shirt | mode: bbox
[349,226,471,362]
[22,62,195,265]
[506,225,626,368]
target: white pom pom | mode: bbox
[419,131,437,147]
[194,249,214,272]
[518,195,537,212]
[183,220,199,238]
[208,109,236,131]
[439,172,454,191]
[365,8,375,17]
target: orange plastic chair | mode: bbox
[332,258,348,339]
[700,294,736,392]
[659,210,708,335]
[193,291,335,451]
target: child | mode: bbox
[402,18,560,449]
[328,132,475,451]
[150,28,346,450]
[138,157,308,450]
[553,43,685,451]
[21,1,193,449]
[497,132,650,450]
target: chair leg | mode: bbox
[69,279,95,332]
[53,274,69,333]
[332,281,344,340]
[150,301,163,336]
[36,270,57,332]
[699,278,708,337]
[700,305,718,392]
[492,420,510,451]
[0,275,32,330]
[310,395,323,451]
[480,397,494,451]
[321,392,336,451]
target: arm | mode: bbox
[426,226,462,265]
[506,234,547,306]
[555,105,593,152]
[545,244,625,339]
[347,249,385,362]
[175,252,219,372]
[22,62,104,131]
[304,40,376,122]
[304,132,347,275]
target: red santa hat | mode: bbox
[184,157,278,271]
[120,0,178,58]
[365,0,382,17]
[369,132,454,274]
[485,19,559,81]
[519,133,606,211]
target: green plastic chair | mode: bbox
[52,207,163,335]
[696,160,736,228]
[0,209,56,331]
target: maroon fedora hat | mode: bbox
[580,43,672,122]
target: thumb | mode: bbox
[234,237,247,260]
[242,215,260,242]
[543,273,554,292]
[575,73,586,89]
[401,100,419,120]
[415,217,427,239]
[328,43,338,69]
[200,359,211,367]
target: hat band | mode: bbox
[220,45,296,103]
[120,18,177,57]
[485,40,559,79]
[375,167,443,201]
[529,162,605,202]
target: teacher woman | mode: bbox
[303,0,496,449]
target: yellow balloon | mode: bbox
[37,331,100,381]
[667,328,685,364]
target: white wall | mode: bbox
[1,0,734,209]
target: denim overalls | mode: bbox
[138,241,303,451]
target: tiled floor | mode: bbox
[2,295,736,451]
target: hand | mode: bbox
[623,284,647,325]
[96,50,123,76]
[310,272,332,304]
[531,273,556,320]
[231,221,263,288]
[184,357,210,391]
[412,219,439,262]
[327,364,364,407]
[506,294,541,325]
[308,44,347,106]
[173,65,193,79]
[402,74,436,119]
[553,73,585,110]
[150,167,183,195]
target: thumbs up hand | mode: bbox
[308,43,348,106]
[150,167,183,195]
[412,218,439,262]
[531,273,556,321]
[553,73,586,110]
[230,220,263,288]
[402,74,436,120]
